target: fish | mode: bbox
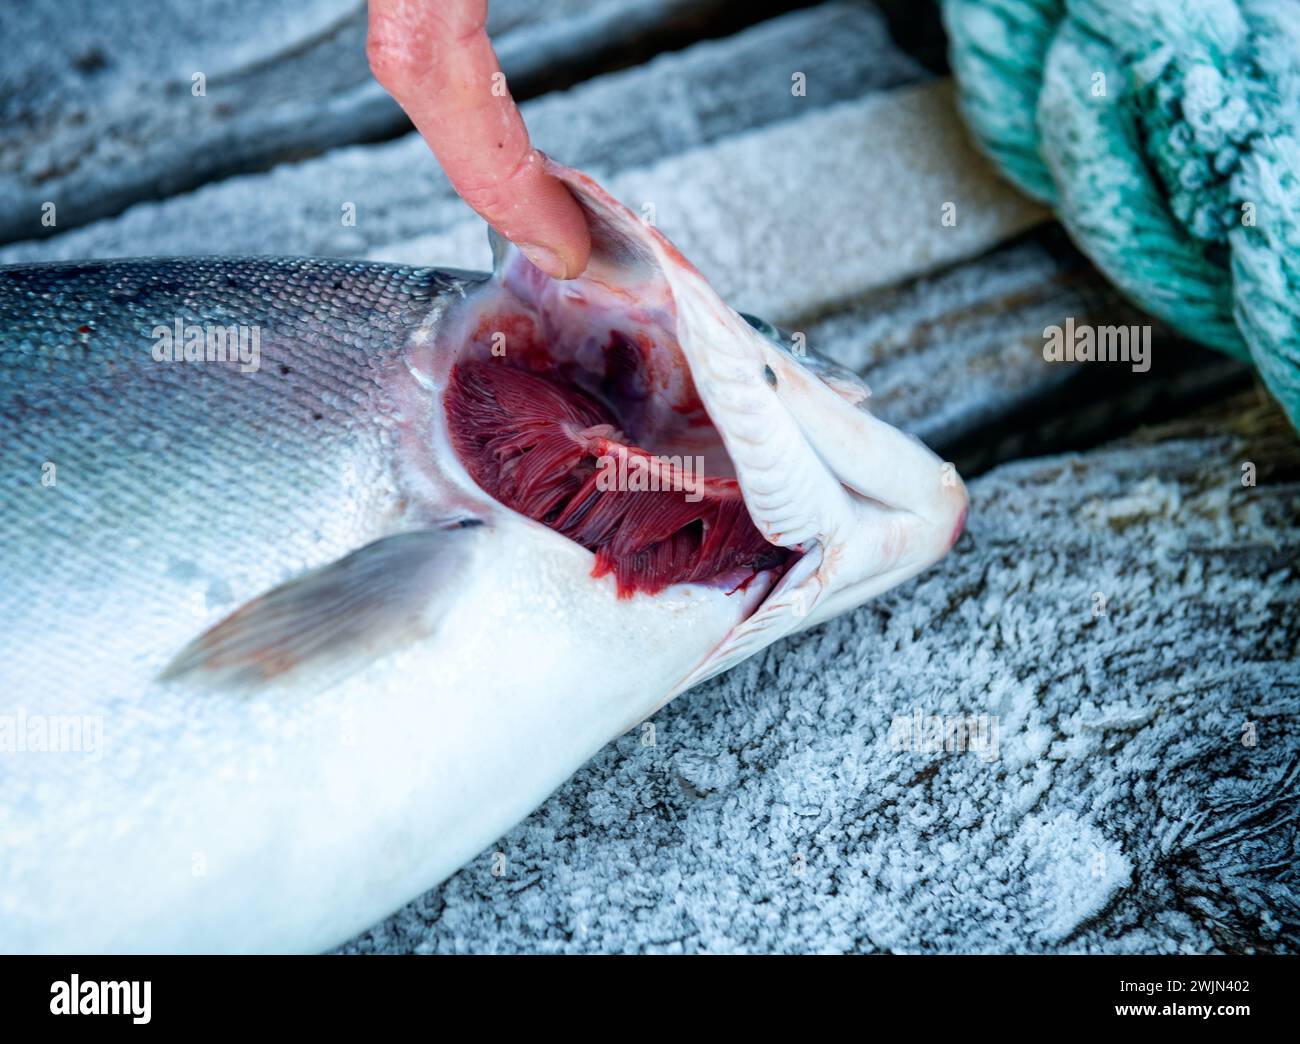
[0,162,967,953]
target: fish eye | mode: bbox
[739,312,780,342]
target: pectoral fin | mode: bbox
[160,520,485,688]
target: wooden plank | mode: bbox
[0,0,747,245]
[799,226,1253,469]
[1,1,926,262]
[373,80,1047,319]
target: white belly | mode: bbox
[0,517,753,953]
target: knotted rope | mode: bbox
[943,0,1300,429]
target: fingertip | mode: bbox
[518,243,566,279]
[550,181,593,279]
[515,177,592,279]
[553,206,592,280]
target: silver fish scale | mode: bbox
[0,257,460,710]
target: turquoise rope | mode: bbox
[943,0,1300,429]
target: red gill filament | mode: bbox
[445,361,790,596]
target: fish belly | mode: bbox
[1,518,745,953]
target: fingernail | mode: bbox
[519,243,566,278]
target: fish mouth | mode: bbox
[436,166,802,609]
[435,161,967,688]
[443,358,797,600]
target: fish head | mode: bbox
[436,160,969,693]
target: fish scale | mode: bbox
[1,258,459,712]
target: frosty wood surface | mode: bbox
[1,2,924,261]
[0,0,734,244]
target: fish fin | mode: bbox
[160,519,485,689]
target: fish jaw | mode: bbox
[441,159,969,693]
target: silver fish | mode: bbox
[0,163,967,952]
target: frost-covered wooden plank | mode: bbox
[0,0,727,245]
[375,80,1048,322]
[342,394,1300,954]
[1,1,925,262]
[801,229,1251,462]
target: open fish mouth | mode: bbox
[430,161,969,690]
[444,357,795,598]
